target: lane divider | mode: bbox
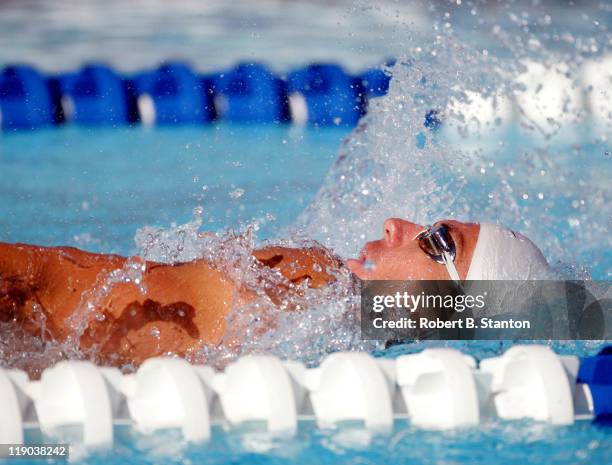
[1,57,609,132]
[0,344,610,450]
[0,61,388,130]
[577,346,612,425]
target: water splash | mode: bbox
[133,206,375,369]
[296,34,610,279]
[65,257,148,343]
[1,4,610,375]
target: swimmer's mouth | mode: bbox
[346,243,375,274]
[348,248,367,265]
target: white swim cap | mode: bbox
[466,223,552,280]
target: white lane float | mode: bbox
[303,352,395,430]
[33,361,115,447]
[214,355,302,433]
[396,348,483,429]
[136,94,157,126]
[0,344,609,452]
[480,345,578,425]
[288,93,309,125]
[124,357,214,441]
[0,369,29,444]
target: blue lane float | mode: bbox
[0,61,394,130]
[578,346,612,425]
[359,67,391,98]
[0,65,56,130]
[58,64,138,125]
[133,62,216,125]
[212,62,290,124]
[287,63,366,126]
[359,59,395,99]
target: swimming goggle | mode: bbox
[414,223,462,283]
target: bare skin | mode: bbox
[0,218,481,370]
[0,242,341,368]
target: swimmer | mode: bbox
[0,219,550,370]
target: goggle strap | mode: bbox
[441,251,462,285]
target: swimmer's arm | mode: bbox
[0,243,38,323]
[0,242,45,284]
[0,242,129,335]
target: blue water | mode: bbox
[23,418,608,465]
[1,0,611,463]
[0,125,347,255]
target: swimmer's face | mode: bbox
[346,219,480,280]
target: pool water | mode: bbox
[0,125,347,255]
[1,115,610,465]
[44,417,608,465]
[1,0,611,463]
[1,121,609,278]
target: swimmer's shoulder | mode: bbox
[0,241,126,269]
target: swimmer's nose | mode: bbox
[384,218,405,246]
[384,218,423,246]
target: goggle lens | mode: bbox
[415,223,457,264]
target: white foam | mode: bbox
[445,90,514,134]
[581,54,612,129]
[514,60,584,137]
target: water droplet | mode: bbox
[230,188,245,199]
[150,327,161,338]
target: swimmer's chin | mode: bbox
[346,258,371,280]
